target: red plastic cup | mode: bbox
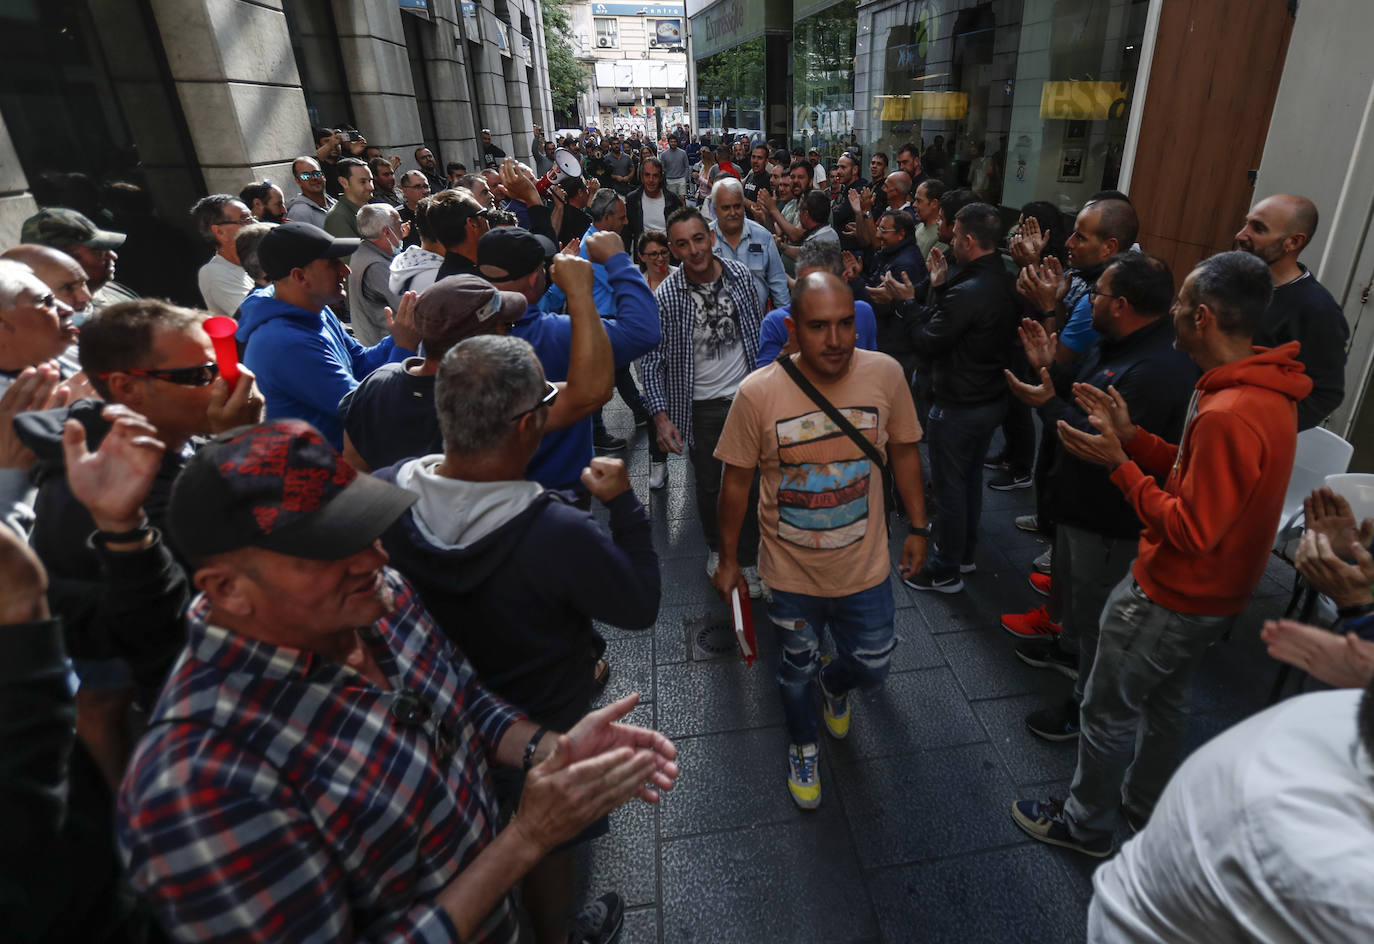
[203,316,240,387]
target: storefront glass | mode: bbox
[696,38,766,137]
[855,0,1148,212]
[793,0,858,163]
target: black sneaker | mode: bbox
[1025,699,1080,742]
[632,413,651,429]
[1122,806,1148,835]
[593,430,627,452]
[903,571,964,594]
[988,468,1032,490]
[568,890,625,944]
[1014,639,1079,680]
[983,452,1008,470]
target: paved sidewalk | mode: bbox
[575,402,1294,944]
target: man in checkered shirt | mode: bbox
[641,206,766,596]
[116,419,678,943]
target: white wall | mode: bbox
[1254,0,1374,436]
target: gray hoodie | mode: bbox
[389,244,444,296]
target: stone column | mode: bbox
[332,0,426,162]
[426,0,482,170]
[148,0,312,197]
[0,122,39,246]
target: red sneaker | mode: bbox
[1001,604,1062,639]
[1028,572,1051,598]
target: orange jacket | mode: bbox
[1109,342,1313,616]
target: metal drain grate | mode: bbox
[686,615,739,661]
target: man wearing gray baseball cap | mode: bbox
[235,220,420,448]
[21,207,140,313]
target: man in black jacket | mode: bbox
[904,202,1020,593]
[624,156,683,244]
[375,333,659,944]
[1002,253,1196,740]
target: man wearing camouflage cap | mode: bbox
[21,207,140,313]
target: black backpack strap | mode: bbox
[775,354,886,473]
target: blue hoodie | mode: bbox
[513,253,660,488]
[236,286,411,448]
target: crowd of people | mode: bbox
[1,114,1371,944]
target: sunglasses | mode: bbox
[390,691,456,767]
[297,171,325,180]
[99,362,220,386]
[509,380,558,420]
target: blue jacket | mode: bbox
[236,287,410,448]
[756,300,879,368]
[711,218,790,310]
[538,223,617,316]
[513,253,661,488]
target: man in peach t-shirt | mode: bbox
[712,270,930,810]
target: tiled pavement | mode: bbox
[573,399,1295,944]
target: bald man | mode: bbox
[2,244,94,315]
[1234,194,1348,429]
[711,271,929,810]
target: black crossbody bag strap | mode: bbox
[775,354,885,473]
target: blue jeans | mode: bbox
[924,397,1007,578]
[1064,577,1233,839]
[768,582,896,745]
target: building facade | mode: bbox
[0,0,554,251]
[568,0,689,139]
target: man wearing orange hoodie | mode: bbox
[1011,251,1312,857]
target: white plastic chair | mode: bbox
[1273,427,1353,556]
[1324,472,1374,524]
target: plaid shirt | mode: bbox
[117,570,525,944]
[640,258,762,448]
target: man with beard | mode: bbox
[239,181,287,223]
[1233,194,1348,429]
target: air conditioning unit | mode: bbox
[597,36,611,47]
[648,36,658,47]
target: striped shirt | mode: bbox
[117,570,525,944]
[640,258,762,449]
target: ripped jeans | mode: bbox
[767,582,897,745]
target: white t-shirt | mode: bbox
[688,273,748,401]
[641,193,667,233]
[811,162,827,185]
[198,253,255,318]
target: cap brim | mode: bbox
[497,289,528,323]
[256,472,416,560]
[322,237,361,258]
[83,229,126,250]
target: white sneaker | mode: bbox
[648,460,668,490]
[706,551,719,579]
[742,565,763,599]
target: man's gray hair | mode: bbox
[796,239,844,277]
[436,335,546,455]
[712,176,744,201]
[235,222,277,283]
[357,202,400,240]
[588,187,624,221]
[399,169,426,188]
[0,259,37,310]
[1187,250,1273,339]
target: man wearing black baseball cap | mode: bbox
[116,418,678,944]
[235,221,420,448]
[478,226,660,495]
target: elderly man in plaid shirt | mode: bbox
[115,419,678,944]
[641,207,766,596]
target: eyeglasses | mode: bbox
[216,216,257,227]
[390,691,456,767]
[509,380,558,420]
[297,171,325,180]
[642,248,670,259]
[1087,289,1122,302]
[402,180,431,190]
[99,362,220,386]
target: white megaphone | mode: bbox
[537,147,584,195]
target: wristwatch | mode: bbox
[908,524,931,538]
[522,726,549,771]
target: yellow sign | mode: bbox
[1039,81,1131,120]
[872,92,968,122]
